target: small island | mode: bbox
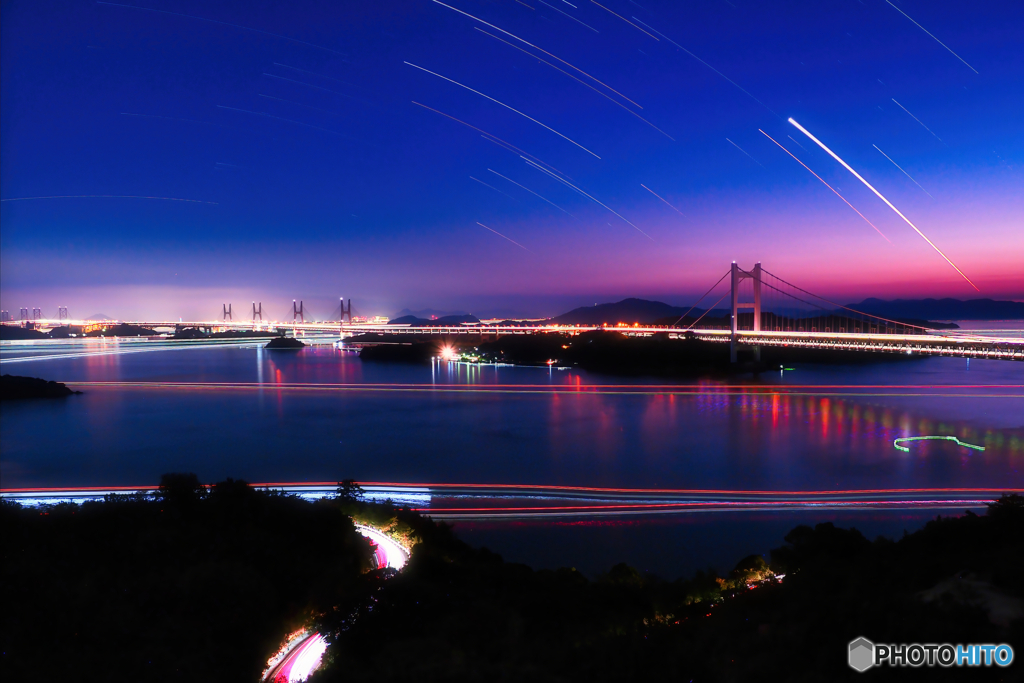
[264,336,306,349]
[1,374,81,400]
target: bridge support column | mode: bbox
[730,262,761,363]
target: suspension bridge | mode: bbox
[4,264,1022,360]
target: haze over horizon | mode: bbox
[2,0,1022,320]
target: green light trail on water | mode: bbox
[893,436,986,453]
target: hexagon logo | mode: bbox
[849,637,875,672]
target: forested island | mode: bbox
[356,330,923,375]
[2,478,1020,681]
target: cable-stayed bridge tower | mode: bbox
[252,302,263,322]
[223,303,232,321]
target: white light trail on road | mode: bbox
[760,129,889,242]
[789,118,978,290]
[523,158,654,240]
[873,144,933,198]
[884,0,978,73]
[477,222,534,253]
[404,61,600,158]
[356,525,409,569]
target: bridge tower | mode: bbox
[252,302,263,322]
[58,306,69,323]
[223,303,233,321]
[339,297,352,324]
[293,300,305,323]
[19,307,29,321]
[32,307,42,320]
[730,262,762,363]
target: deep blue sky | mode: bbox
[2,0,1021,319]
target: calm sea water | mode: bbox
[2,335,1021,577]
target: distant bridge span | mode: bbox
[13,263,1022,361]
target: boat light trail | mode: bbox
[488,169,576,216]
[884,0,978,74]
[0,195,217,204]
[431,0,641,108]
[523,158,653,239]
[477,222,533,253]
[893,436,985,453]
[760,130,889,242]
[873,144,933,198]
[788,118,978,291]
[404,61,600,158]
[640,184,684,216]
[473,28,673,139]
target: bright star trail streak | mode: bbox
[535,0,599,32]
[630,17,780,119]
[477,222,533,252]
[473,28,674,139]
[410,102,568,177]
[788,118,979,291]
[404,61,600,158]
[884,0,978,74]
[891,99,943,143]
[487,169,576,216]
[873,144,933,198]
[726,138,764,168]
[96,1,343,55]
[470,177,517,201]
[431,1,641,108]
[590,1,658,40]
[523,158,654,240]
[0,195,217,204]
[640,184,684,216]
[893,436,985,453]
[759,130,889,242]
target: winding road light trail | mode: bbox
[788,118,979,291]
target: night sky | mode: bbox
[2,0,1021,320]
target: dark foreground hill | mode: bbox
[0,374,80,400]
[3,477,1020,682]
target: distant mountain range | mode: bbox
[389,314,481,326]
[845,298,1024,320]
[551,298,729,325]
[392,308,469,320]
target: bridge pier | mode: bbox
[730,262,761,363]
